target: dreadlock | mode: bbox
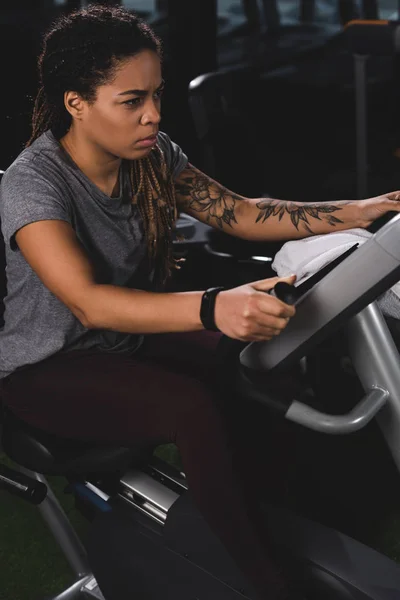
[27,2,179,283]
[131,146,178,282]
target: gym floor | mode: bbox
[0,444,181,600]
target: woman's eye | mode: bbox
[124,98,142,107]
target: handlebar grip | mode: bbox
[273,281,299,305]
[0,463,47,505]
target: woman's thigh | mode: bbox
[0,334,222,446]
[140,330,222,384]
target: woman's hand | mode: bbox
[356,191,400,228]
[214,275,296,342]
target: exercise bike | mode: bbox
[3,201,400,599]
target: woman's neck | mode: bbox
[59,130,122,197]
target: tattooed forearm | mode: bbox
[255,199,347,234]
[175,165,243,229]
[174,164,355,240]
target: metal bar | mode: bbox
[348,302,400,472]
[49,578,85,600]
[286,387,388,434]
[354,53,369,198]
[50,575,105,599]
[19,467,90,578]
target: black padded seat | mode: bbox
[1,407,153,477]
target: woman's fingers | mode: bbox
[251,274,296,293]
[257,293,296,320]
[214,276,296,341]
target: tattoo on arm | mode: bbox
[175,165,243,229]
[255,199,346,234]
[175,164,348,235]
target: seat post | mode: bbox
[19,465,91,578]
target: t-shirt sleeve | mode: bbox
[0,162,72,251]
[157,131,188,178]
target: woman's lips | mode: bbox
[136,135,158,147]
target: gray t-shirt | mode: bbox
[0,130,188,380]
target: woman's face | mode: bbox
[74,49,163,161]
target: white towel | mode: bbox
[271,228,400,319]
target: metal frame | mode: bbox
[348,301,400,472]
[18,466,105,600]
[285,299,400,462]
[4,297,400,599]
[11,460,189,599]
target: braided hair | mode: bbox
[27,3,179,283]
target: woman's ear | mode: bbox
[64,91,85,119]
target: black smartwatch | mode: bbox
[200,287,224,332]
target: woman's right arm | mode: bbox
[15,220,295,342]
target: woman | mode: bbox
[0,4,399,599]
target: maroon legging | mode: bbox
[0,331,291,599]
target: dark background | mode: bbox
[2,4,400,598]
[2,0,400,204]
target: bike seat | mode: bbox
[1,406,152,477]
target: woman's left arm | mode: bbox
[174,163,400,241]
